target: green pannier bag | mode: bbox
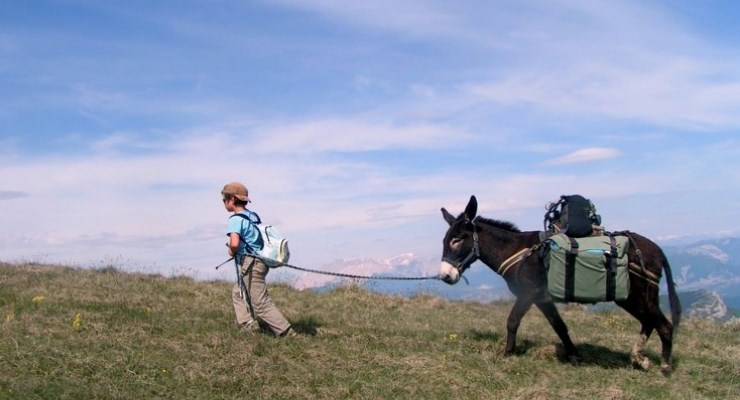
[545,233,630,303]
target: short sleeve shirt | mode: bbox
[227,210,264,258]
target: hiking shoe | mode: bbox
[281,327,299,338]
[239,322,261,335]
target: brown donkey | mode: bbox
[439,196,681,375]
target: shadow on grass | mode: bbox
[556,343,663,370]
[291,315,324,336]
[464,330,664,372]
[467,329,503,341]
[517,342,639,370]
[555,343,629,368]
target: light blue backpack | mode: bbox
[256,223,290,267]
[230,212,290,267]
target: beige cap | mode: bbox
[221,182,250,202]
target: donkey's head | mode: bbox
[439,195,479,284]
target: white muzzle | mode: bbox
[439,261,461,284]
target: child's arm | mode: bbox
[227,233,240,257]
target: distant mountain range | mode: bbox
[303,237,740,322]
[665,237,740,311]
[671,289,734,321]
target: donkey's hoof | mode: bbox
[660,363,673,377]
[567,353,582,364]
[632,357,651,371]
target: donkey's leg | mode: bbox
[535,301,579,360]
[653,311,675,376]
[618,301,655,371]
[632,329,652,371]
[504,296,533,355]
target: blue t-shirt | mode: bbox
[227,210,264,260]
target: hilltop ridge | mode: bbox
[1,262,738,399]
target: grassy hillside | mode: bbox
[1,263,737,400]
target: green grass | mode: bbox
[1,262,738,399]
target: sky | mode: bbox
[2,0,739,284]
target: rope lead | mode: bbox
[279,262,443,281]
[215,256,443,282]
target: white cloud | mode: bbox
[264,0,464,39]
[463,57,740,130]
[0,190,29,201]
[0,127,640,272]
[541,147,622,166]
[253,118,469,154]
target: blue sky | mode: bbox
[2,0,739,282]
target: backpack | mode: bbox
[230,212,291,267]
[544,194,602,238]
[544,233,630,303]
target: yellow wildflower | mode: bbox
[72,313,83,330]
[32,295,45,303]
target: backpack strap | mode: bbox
[229,212,263,253]
[230,211,261,225]
[604,235,618,302]
[564,237,579,302]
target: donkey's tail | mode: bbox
[662,254,681,331]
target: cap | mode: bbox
[221,182,250,203]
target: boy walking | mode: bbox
[221,182,296,337]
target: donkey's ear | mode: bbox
[464,195,478,220]
[441,207,456,226]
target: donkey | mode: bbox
[439,195,681,375]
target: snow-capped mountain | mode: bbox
[299,253,512,302]
[279,253,439,290]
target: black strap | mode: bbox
[565,237,578,302]
[237,256,257,319]
[611,230,652,279]
[229,211,262,225]
[543,197,566,231]
[604,235,618,302]
[229,212,263,253]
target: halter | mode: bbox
[441,217,480,273]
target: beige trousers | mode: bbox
[232,256,291,335]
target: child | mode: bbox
[221,182,296,337]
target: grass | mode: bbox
[1,262,738,400]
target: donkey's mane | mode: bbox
[476,217,521,233]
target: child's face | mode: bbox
[223,197,234,212]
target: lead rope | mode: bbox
[216,256,443,282]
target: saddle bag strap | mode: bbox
[604,235,618,302]
[565,237,579,302]
[612,230,649,277]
